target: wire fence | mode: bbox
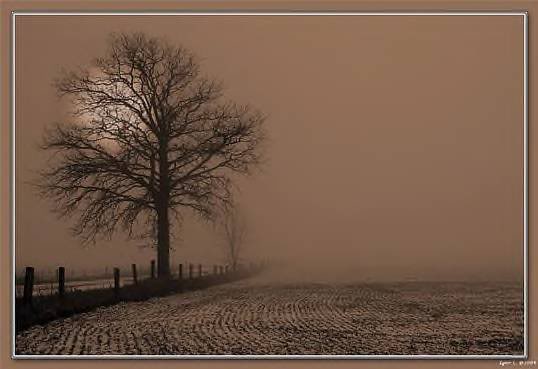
[15,261,257,299]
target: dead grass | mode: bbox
[15,270,254,333]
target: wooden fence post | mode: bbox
[213,265,218,275]
[178,263,183,280]
[198,264,202,278]
[113,268,120,295]
[189,264,193,279]
[131,264,138,285]
[58,266,65,297]
[23,267,34,305]
[150,260,155,279]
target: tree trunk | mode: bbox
[156,142,171,278]
[156,205,170,278]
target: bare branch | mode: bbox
[38,32,266,276]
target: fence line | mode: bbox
[16,259,265,303]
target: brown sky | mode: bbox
[15,14,524,281]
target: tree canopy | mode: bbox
[39,32,266,276]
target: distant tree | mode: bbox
[38,32,265,278]
[220,205,247,271]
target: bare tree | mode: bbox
[38,32,265,278]
[220,205,247,271]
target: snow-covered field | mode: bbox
[15,274,523,356]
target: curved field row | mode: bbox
[15,277,523,355]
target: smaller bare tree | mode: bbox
[220,205,247,271]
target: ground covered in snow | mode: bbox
[15,274,523,356]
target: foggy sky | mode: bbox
[15,15,524,281]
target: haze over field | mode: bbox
[15,15,524,282]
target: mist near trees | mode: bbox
[37,33,266,277]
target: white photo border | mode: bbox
[10,10,529,360]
